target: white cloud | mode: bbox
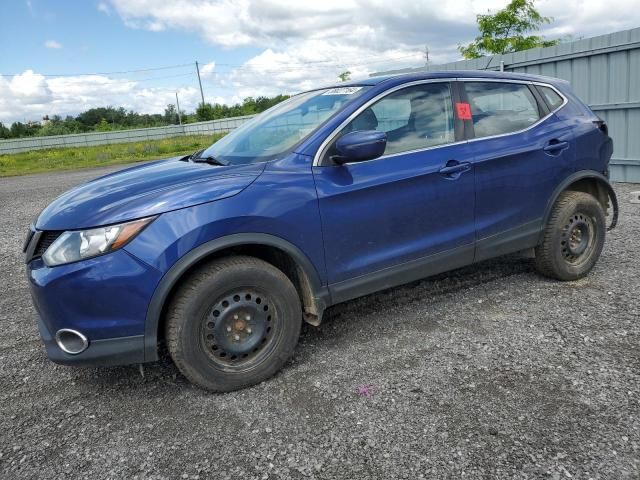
[97,0,640,102]
[7,71,53,103]
[97,2,111,15]
[6,0,640,124]
[225,43,426,99]
[44,40,63,49]
[0,71,202,124]
[199,61,216,77]
[104,0,477,50]
[537,0,640,38]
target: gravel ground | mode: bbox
[0,165,638,479]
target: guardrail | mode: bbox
[0,115,255,155]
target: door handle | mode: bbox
[543,140,569,154]
[439,161,471,176]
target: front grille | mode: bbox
[33,231,63,258]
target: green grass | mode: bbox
[0,133,226,177]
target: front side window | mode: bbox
[339,82,455,157]
[465,82,541,138]
[201,86,370,164]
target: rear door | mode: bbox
[312,81,477,300]
[459,80,575,260]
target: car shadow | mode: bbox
[70,254,538,393]
[315,253,536,330]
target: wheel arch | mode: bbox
[143,233,330,362]
[540,171,618,244]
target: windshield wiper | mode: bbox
[193,155,229,166]
[191,150,229,166]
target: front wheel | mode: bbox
[535,191,606,281]
[165,256,301,392]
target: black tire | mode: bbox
[165,255,301,392]
[535,191,606,281]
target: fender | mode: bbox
[540,170,619,244]
[143,233,330,362]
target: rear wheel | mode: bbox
[165,256,301,392]
[535,191,606,281]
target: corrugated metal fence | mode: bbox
[0,115,255,155]
[373,27,640,183]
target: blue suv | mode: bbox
[25,71,618,391]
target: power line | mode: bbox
[0,53,422,78]
[45,72,195,85]
[212,54,422,73]
[0,62,193,77]
[212,52,420,69]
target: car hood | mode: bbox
[36,157,265,230]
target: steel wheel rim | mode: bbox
[200,288,278,369]
[560,213,596,265]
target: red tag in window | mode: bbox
[456,102,472,120]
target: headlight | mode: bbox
[42,217,155,267]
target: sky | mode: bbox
[1,0,639,124]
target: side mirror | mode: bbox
[332,130,387,165]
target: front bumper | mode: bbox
[37,315,145,366]
[27,249,163,366]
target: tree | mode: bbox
[459,0,559,59]
[338,71,351,82]
[0,94,291,138]
[195,103,216,121]
[95,118,112,131]
[10,122,40,138]
[164,104,178,124]
[0,122,10,139]
[37,115,77,137]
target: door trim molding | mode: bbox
[474,219,542,263]
[328,243,474,305]
[327,218,547,307]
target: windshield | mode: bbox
[200,86,371,164]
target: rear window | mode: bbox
[465,82,542,138]
[538,86,564,110]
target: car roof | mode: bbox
[322,69,567,90]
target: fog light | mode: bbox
[55,329,89,355]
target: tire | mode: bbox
[535,191,606,281]
[165,255,301,392]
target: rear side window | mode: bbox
[341,82,455,156]
[538,85,564,110]
[464,82,541,138]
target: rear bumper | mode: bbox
[37,314,145,366]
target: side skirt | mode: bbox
[329,244,474,305]
[327,220,543,307]
[474,219,542,263]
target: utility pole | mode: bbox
[195,61,205,106]
[175,92,182,126]
[424,45,430,67]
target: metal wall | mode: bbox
[373,27,640,183]
[0,115,255,155]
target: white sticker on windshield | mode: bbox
[321,87,363,96]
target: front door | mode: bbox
[312,81,477,302]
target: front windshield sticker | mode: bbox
[321,87,363,96]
